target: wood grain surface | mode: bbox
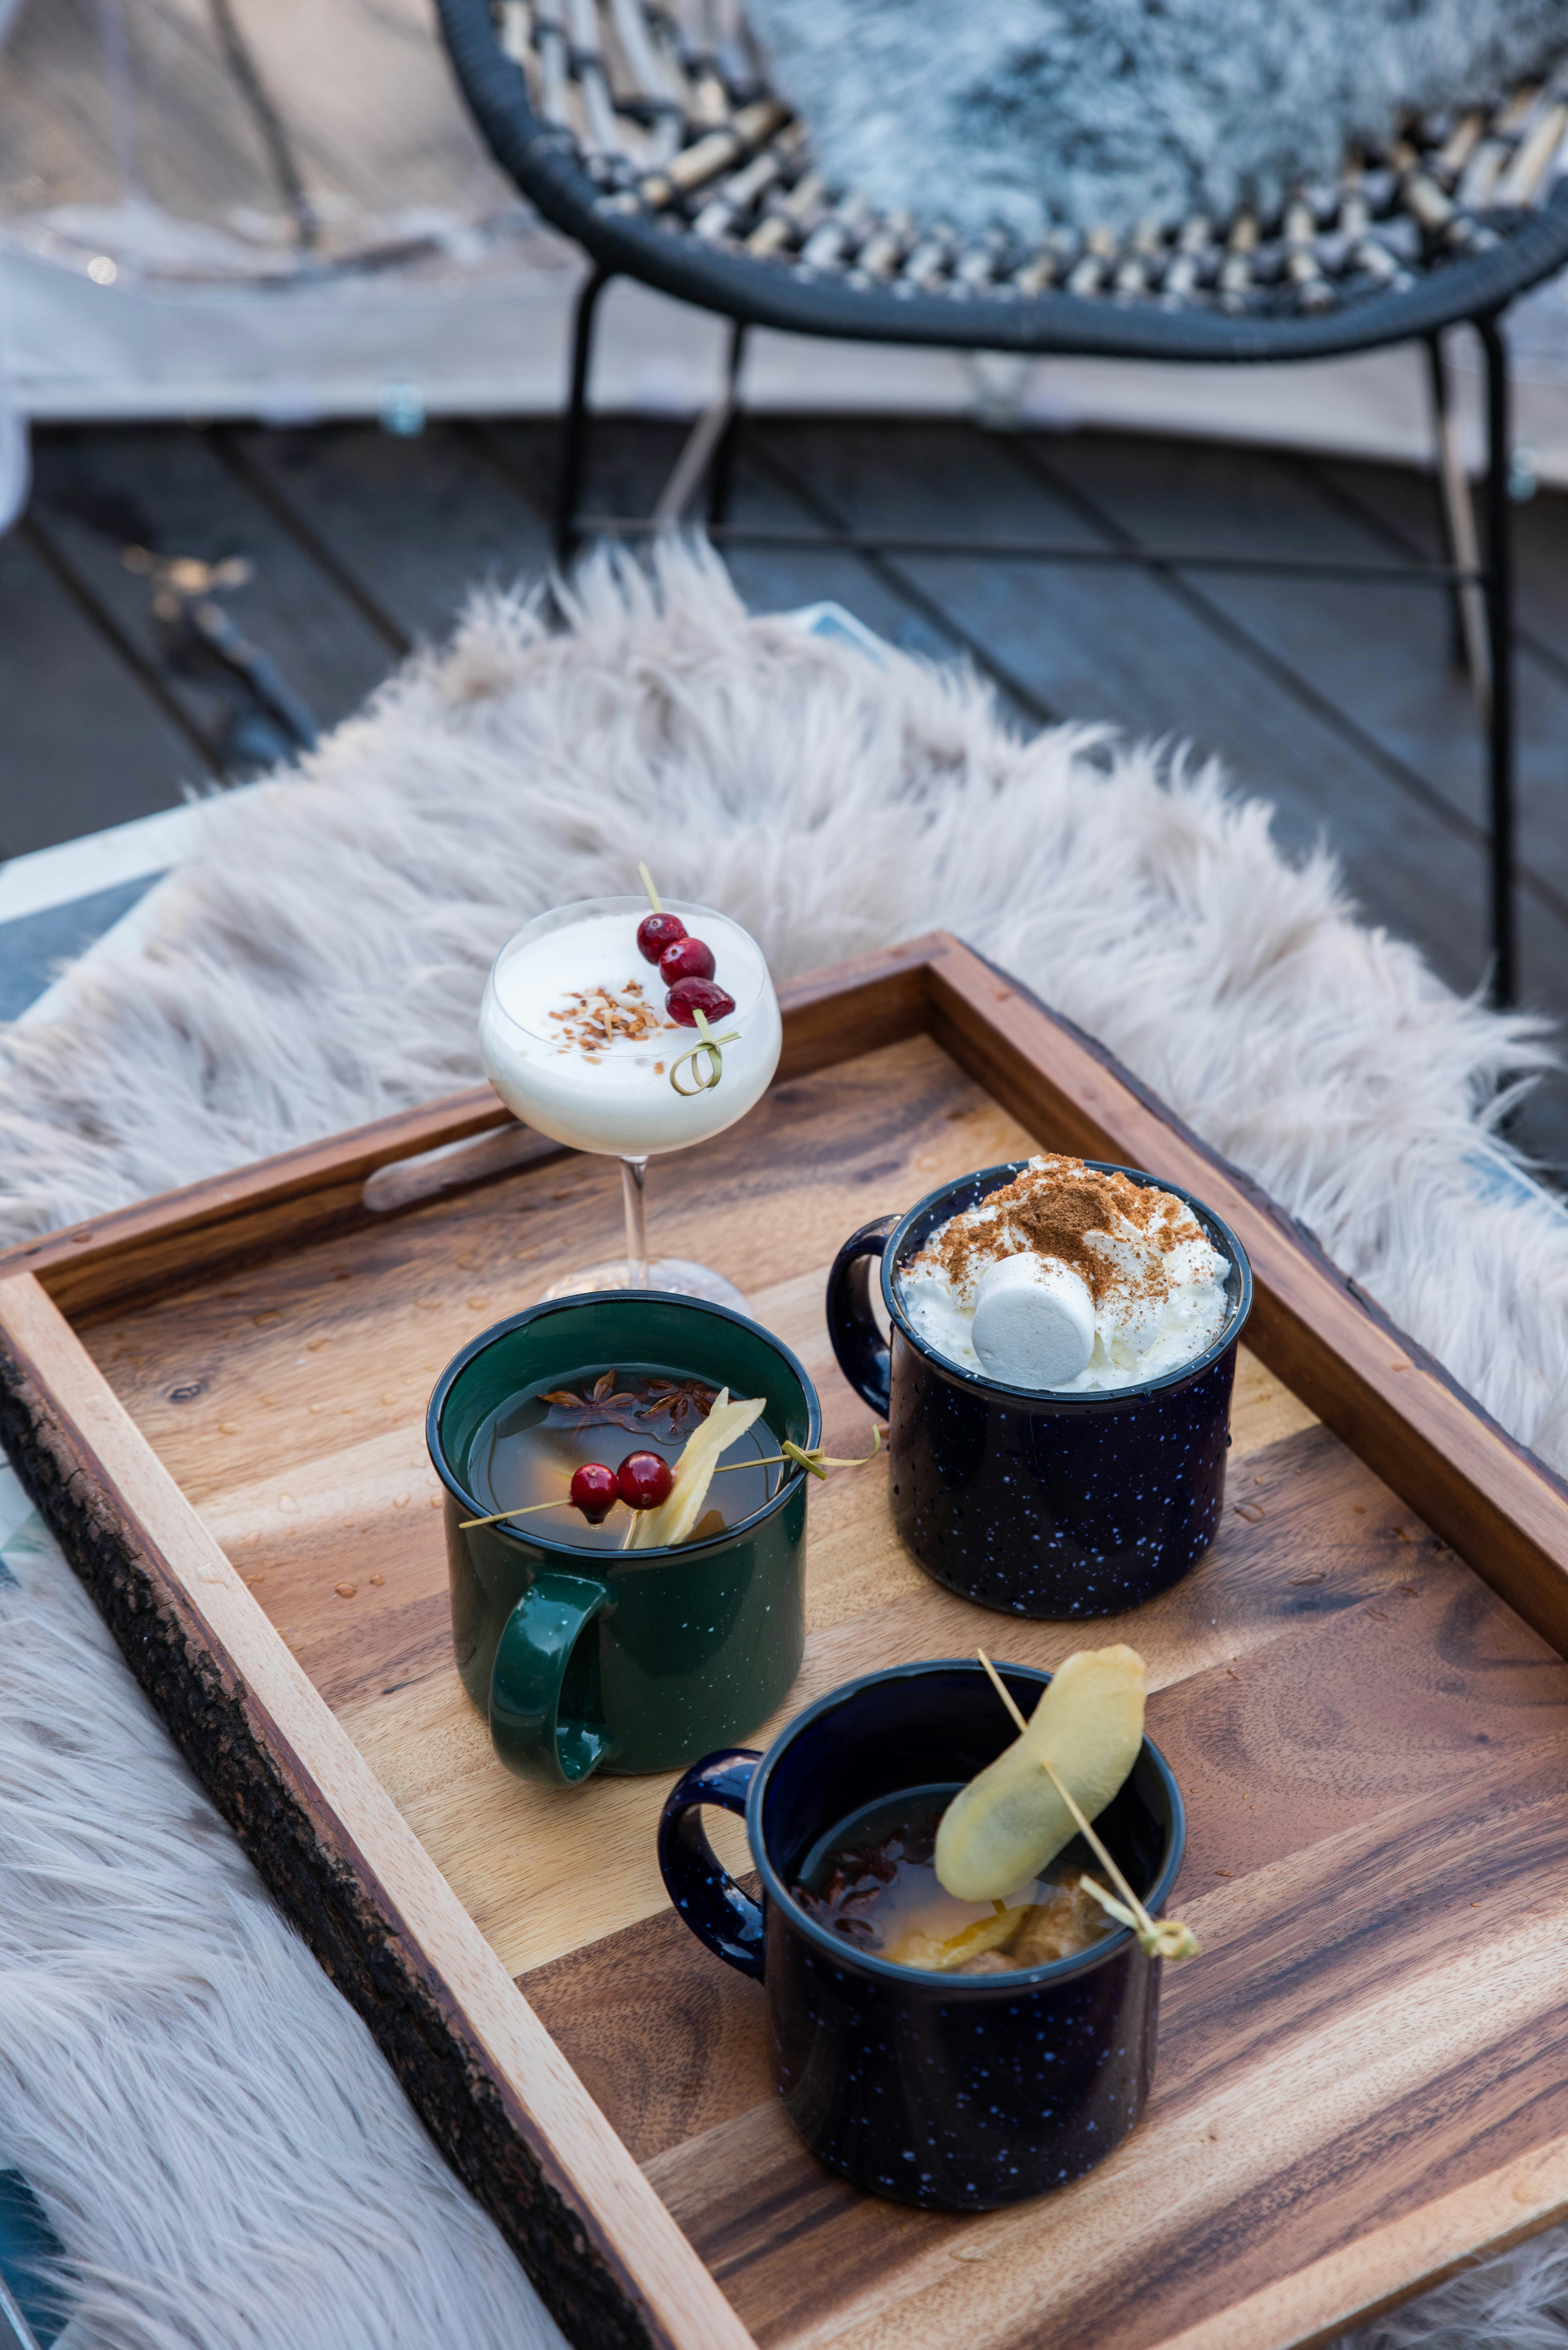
[0,1263,750,2350]
[10,944,1568,2349]
[48,1005,1568,2350]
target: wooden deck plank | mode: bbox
[482,416,988,679]
[1303,451,1568,674]
[228,423,552,649]
[26,425,396,745]
[736,419,1568,1178]
[746,417,1505,993]
[1025,430,1568,914]
[0,525,201,859]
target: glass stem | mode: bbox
[622,1156,650,1286]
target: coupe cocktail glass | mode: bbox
[479,895,782,1308]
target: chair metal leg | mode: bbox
[649,318,750,530]
[707,320,749,528]
[1424,332,1489,703]
[556,266,614,565]
[1478,308,1517,1009]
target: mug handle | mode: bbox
[825,1213,899,1417]
[490,1571,612,1787]
[658,1750,765,1979]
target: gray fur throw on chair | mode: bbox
[742,0,1568,239]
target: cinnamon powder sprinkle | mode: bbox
[910,1154,1192,1311]
[546,979,676,1060]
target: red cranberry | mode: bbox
[658,934,716,986]
[666,977,737,1028]
[569,1462,619,1523]
[617,1451,674,1509]
[637,912,686,965]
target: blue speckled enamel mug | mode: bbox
[826,1161,1252,1618]
[658,1658,1185,2210]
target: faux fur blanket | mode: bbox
[4,539,1568,2349]
[4,542,1567,1464]
[0,1474,565,2350]
[742,0,1568,240]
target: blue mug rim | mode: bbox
[878,1158,1254,1407]
[745,1657,1187,1993]
[427,1289,823,1563]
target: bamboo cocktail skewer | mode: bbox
[458,1428,881,1528]
[975,1648,1199,1961]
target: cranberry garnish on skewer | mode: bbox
[569,1462,620,1523]
[637,911,687,964]
[659,935,716,985]
[666,976,737,1028]
[617,1451,674,1509]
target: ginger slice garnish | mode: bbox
[623,1388,766,1549]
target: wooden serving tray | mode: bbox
[6,932,1568,2350]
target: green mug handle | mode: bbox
[489,1571,613,1787]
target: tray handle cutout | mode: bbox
[363,1121,562,1215]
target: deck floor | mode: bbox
[7,412,1568,1168]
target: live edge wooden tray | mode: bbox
[7,933,1568,2350]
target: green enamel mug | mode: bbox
[427,1292,820,1788]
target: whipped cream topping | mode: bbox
[479,905,780,1156]
[898,1155,1231,1393]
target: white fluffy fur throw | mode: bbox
[3,540,1567,1462]
[5,538,1568,2350]
[742,0,1568,239]
[0,1473,566,2350]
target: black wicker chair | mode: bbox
[437,0,1568,1002]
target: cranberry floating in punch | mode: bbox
[827,1154,1252,1617]
[479,864,780,1307]
[433,1290,883,1785]
[430,1293,825,1784]
[616,1448,674,1509]
[568,1460,620,1523]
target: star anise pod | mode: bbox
[639,1377,718,1434]
[538,1371,720,1437]
[539,1368,648,1434]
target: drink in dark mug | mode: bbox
[826,1157,1252,1618]
[658,1658,1185,2209]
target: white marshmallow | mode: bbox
[901,1157,1231,1392]
[970,1253,1096,1389]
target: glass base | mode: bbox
[540,1257,750,1312]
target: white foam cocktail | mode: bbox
[479,894,781,1303]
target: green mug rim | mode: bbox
[427,1290,824,1563]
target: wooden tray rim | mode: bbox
[4,930,1568,2350]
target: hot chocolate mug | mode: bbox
[826,1160,1252,1618]
[428,1292,820,1785]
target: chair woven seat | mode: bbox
[440,0,1568,358]
[438,0,1568,1009]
